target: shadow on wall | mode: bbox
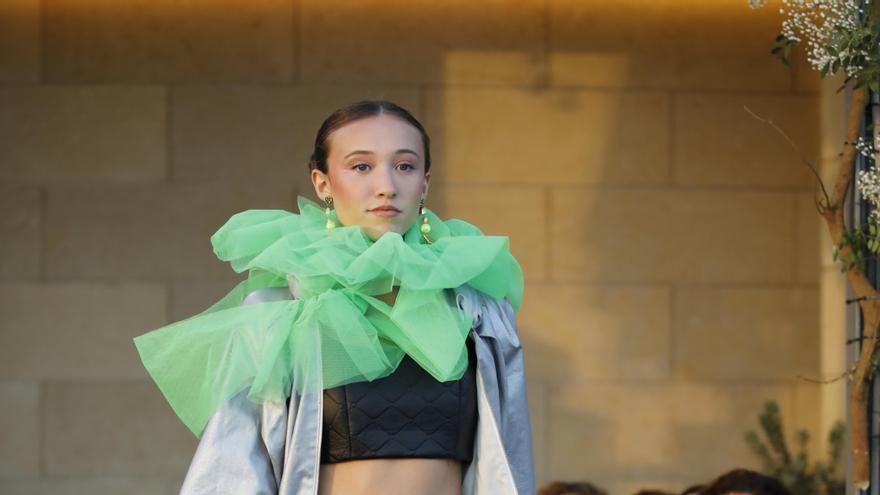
[429,1,822,492]
[0,0,826,494]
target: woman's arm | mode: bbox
[457,286,536,494]
[179,287,294,495]
[179,389,286,495]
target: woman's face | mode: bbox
[311,113,430,241]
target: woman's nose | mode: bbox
[374,165,397,197]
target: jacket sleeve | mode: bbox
[482,295,536,494]
[179,287,294,495]
[179,391,287,495]
[458,286,536,494]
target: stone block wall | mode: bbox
[0,1,835,493]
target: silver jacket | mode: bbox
[179,285,535,495]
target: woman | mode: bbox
[134,100,534,494]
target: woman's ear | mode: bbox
[422,171,431,199]
[311,168,331,199]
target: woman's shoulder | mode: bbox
[454,285,516,324]
[242,285,295,306]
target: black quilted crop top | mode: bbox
[320,336,478,463]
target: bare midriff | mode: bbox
[318,458,463,495]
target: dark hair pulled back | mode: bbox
[308,100,431,174]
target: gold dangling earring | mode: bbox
[419,198,433,244]
[324,196,336,230]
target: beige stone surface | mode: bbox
[171,85,421,184]
[0,186,41,280]
[44,0,294,83]
[46,184,295,280]
[0,478,177,495]
[425,88,669,185]
[44,381,197,476]
[674,93,819,187]
[673,286,819,380]
[544,383,668,481]
[817,183,837,268]
[517,283,671,381]
[0,1,832,491]
[819,75,848,162]
[526,376,547,485]
[814,72,847,451]
[819,264,847,439]
[0,0,40,82]
[544,381,795,485]
[430,184,545,281]
[0,381,40,477]
[300,0,544,85]
[670,384,795,481]
[0,86,166,183]
[0,283,165,380]
[793,45,823,94]
[169,280,243,322]
[549,188,794,283]
[548,0,792,91]
[792,380,824,455]
[796,192,821,284]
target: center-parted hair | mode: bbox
[309,100,431,174]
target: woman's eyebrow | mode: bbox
[344,149,421,159]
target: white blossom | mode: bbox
[858,168,880,223]
[778,0,869,77]
[856,136,879,159]
[856,136,880,221]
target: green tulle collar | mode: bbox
[211,195,523,311]
[134,196,523,437]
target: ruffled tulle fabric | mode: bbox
[133,196,523,437]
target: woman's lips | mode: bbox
[369,206,401,217]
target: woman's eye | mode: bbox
[397,163,414,171]
[352,163,371,172]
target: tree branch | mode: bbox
[743,105,832,212]
[797,362,859,384]
[822,85,875,490]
